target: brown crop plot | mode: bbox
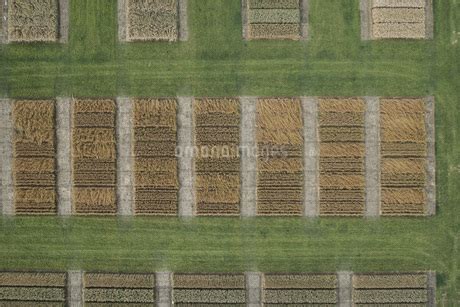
[133,98,178,215]
[0,272,66,305]
[318,98,366,216]
[72,99,117,215]
[380,98,428,216]
[352,272,433,305]
[256,98,304,216]
[244,0,307,40]
[83,273,155,305]
[173,273,246,305]
[262,273,338,305]
[12,100,56,215]
[194,98,241,216]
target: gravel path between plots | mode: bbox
[0,0,7,43]
[118,0,127,41]
[241,0,248,40]
[338,271,352,307]
[425,0,434,39]
[364,96,380,217]
[302,97,318,217]
[240,97,257,217]
[56,98,72,216]
[178,0,188,41]
[359,0,372,40]
[59,0,69,43]
[67,270,83,307]
[425,96,436,216]
[178,96,194,217]
[0,98,13,215]
[427,271,436,307]
[300,0,309,40]
[156,272,172,307]
[246,272,262,307]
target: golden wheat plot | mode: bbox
[380,98,427,216]
[0,272,66,304]
[133,98,178,215]
[256,98,303,216]
[84,273,155,304]
[72,99,117,215]
[352,273,431,305]
[12,100,56,215]
[194,98,240,216]
[318,98,366,216]
[173,274,246,305]
[262,274,338,305]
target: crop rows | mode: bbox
[380,98,427,216]
[353,273,431,305]
[7,0,59,42]
[12,100,56,215]
[173,274,246,305]
[133,98,178,215]
[318,98,366,216]
[262,273,338,305]
[0,272,66,305]
[246,0,302,40]
[256,98,304,215]
[194,98,241,215]
[126,0,178,41]
[84,273,155,305]
[72,99,117,215]
[371,0,427,39]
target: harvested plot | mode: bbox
[262,273,338,305]
[243,0,308,40]
[380,98,429,216]
[0,272,66,305]
[256,98,304,216]
[361,0,433,39]
[12,100,56,215]
[352,272,434,305]
[133,98,178,215]
[173,273,246,305]
[318,98,366,216]
[83,273,155,305]
[72,99,117,215]
[194,98,241,216]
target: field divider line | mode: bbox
[178,96,194,217]
[56,97,72,216]
[425,0,434,39]
[302,97,318,217]
[359,0,372,40]
[246,271,262,307]
[241,0,248,40]
[67,270,83,307]
[364,96,380,217]
[425,96,436,216]
[0,98,13,216]
[338,271,353,307]
[240,96,257,217]
[118,0,127,42]
[59,0,69,43]
[178,0,188,41]
[300,0,309,40]
[117,97,134,216]
[156,272,172,307]
[427,271,436,307]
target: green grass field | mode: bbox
[0,0,459,304]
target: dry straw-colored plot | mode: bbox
[83,273,155,304]
[12,100,56,215]
[194,98,241,216]
[318,98,366,216]
[133,98,178,215]
[380,98,427,216]
[0,272,66,305]
[352,273,432,305]
[173,273,246,305]
[256,98,304,216]
[72,99,117,215]
[262,273,338,305]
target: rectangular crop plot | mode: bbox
[83,273,155,305]
[352,272,434,305]
[12,100,56,215]
[0,272,67,305]
[72,99,117,215]
[318,98,366,216]
[243,0,308,40]
[133,98,178,215]
[361,0,433,39]
[194,98,241,216]
[262,273,338,305]
[380,98,431,216]
[256,98,304,216]
[173,273,246,305]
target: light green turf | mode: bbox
[0,0,459,305]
